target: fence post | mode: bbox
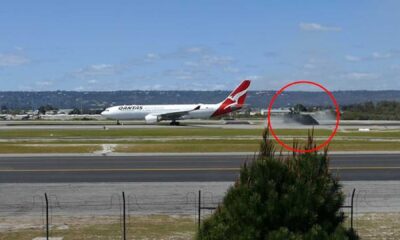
[350,188,355,231]
[122,191,126,240]
[198,190,201,232]
[44,193,49,240]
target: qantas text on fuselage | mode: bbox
[101,80,251,124]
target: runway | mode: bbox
[0,153,399,183]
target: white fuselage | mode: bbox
[101,79,251,123]
[101,103,220,121]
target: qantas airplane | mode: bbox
[101,80,251,125]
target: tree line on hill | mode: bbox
[0,90,400,110]
[1,91,400,120]
[341,101,400,120]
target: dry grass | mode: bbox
[1,138,400,153]
[0,215,196,240]
[0,144,101,153]
[1,213,399,239]
[352,213,400,240]
[115,143,260,153]
[1,128,400,139]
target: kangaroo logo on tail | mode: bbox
[212,80,251,117]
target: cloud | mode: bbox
[345,55,361,62]
[164,69,195,80]
[201,55,234,66]
[74,64,120,77]
[0,53,30,67]
[68,46,238,90]
[71,52,163,79]
[185,47,205,54]
[343,72,379,80]
[144,53,160,62]
[184,61,199,67]
[243,75,262,81]
[167,46,211,59]
[142,84,163,90]
[88,79,98,84]
[371,51,392,59]
[299,22,341,32]
[345,50,399,62]
[35,81,53,86]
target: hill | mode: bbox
[1,90,400,110]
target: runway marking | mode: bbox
[1,166,400,172]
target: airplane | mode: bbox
[0,114,37,120]
[101,80,251,125]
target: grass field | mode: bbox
[0,213,398,240]
[0,128,400,138]
[0,127,399,153]
[0,144,101,153]
[0,215,196,240]
[115,140,400,153]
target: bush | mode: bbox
[197,130,358,240]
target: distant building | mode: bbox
[26,110,39,115]
[57,109,74,115]
[261,108,291,116]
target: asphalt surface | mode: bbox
[0,153,399,183]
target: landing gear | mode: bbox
[170,120,180,126]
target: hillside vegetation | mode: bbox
[342,101,400,120]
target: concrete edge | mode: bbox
[1,151,400,157]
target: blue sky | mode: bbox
[0,0,399,91]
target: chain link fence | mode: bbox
[1,182,400,239]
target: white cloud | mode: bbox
[14,46,24,51]
[345,51,399,62]
[35,81,53,86]
[144,53,160,62]
[74,64,119,77]
[299,22,341,32]
[164,69,195,80]
[343,72,379,80]
[184,61,199,67]
[345,55,361,62]
[0,53,30,67]
[91,64,113,70]
[371,52,392,59]
[201,55,234,66]
[185,47,206,54]
[169,46,211,58]
[244,75,262,80]
[68,46,238,90]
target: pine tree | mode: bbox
[197,129,358,240]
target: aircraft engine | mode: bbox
[145,114,161,124]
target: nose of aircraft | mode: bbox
[101,109,109,116]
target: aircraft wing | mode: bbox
[158,105,201,120]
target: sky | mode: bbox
[0,0,400,91]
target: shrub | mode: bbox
[197,129,358,240]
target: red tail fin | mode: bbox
[211,80,251,117]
